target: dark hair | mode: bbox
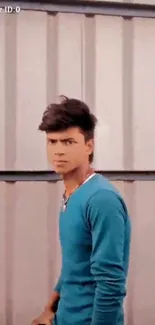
[39,96,97,163]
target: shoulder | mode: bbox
[88,188,126,209]
[81,174,123,205]
[85,188,129,225]
[78,174,129,221]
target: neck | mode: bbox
[62,163,93,196]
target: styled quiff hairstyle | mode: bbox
[39,96,97,163]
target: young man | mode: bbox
[32,97,131,325]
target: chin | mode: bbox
[54,167,69,174]
[56,167,76,176]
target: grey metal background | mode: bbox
[0,1,155,325]
[1,1,155,171]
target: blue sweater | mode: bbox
[53,174,131,325]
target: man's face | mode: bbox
[46,127,94,174]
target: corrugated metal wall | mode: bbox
[1,11,155,170]
[0,6,155,325]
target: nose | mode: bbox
[52,141,66,157]
[54,145,65,157]
[55,152,64,157]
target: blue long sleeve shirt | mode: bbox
[53,174,131,325]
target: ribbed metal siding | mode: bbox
[1,180,155,325]
[0,8,155,325]
[0,11,155,170]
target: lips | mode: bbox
[54,160,67,163]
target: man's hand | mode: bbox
[31,291,59,325]
[31,309,55,325]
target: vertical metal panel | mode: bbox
[94,16,123,170]
[0,183,6,325]
[5,14,17,170]
[5,184,16,325]
[0,15,5,170]
[112,181,134,325]
[12,182,49,325]
[57,13,83,98]
[133,18,155,169]
[122,18,133,170]
[46,182,63,290]
[0,181,63,325]
[110,181,130,325]
[131,182,155,325]
[122,182,135,325]
[83,15,96,111]
[16,11,47,170]
[46,14,58,104]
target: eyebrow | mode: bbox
[47,137,76,141]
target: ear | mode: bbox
[86,139,94,155]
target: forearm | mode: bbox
[44,276,61,313]
[44,291,60,313]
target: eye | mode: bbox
[65,139,74,145]
[47,139,56,145]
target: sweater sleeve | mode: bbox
[87,190,127,325]
[54,275,61,294]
